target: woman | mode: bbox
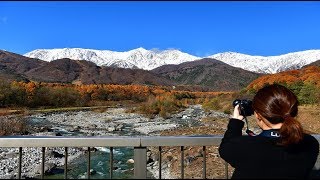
[219,84,319,179]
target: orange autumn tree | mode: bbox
[246,66,320,104]
[247,66,320,91]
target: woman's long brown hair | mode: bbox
[252,84,304,146]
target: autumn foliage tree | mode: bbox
[246,66,320,104]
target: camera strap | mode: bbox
[243,116,256,136]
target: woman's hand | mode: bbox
[231,104,244,120]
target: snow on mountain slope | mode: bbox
[24,47,200,70]
[24,48,320,74]
[210,50,320,73]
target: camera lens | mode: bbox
[232,99,254,116]
[232,99,241,107]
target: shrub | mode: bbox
[0,117,28,136]
[174,92,196,100]
[297,83,319,104]
[138,94,185,118]
[202,98,222,111]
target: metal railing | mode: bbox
[0,135,320,179]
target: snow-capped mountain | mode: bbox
[24,48,320,74]
[25,47,200,70]
[210,50,320,73]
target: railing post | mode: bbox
[181,146,184,179]
[64,147,68,179]
[225,161,229,179]
[110,147,113,179]
[18,147,22,179]
[134,147,147,179]
[41,147,45,179]
[159,146,162,179]
[87,147,91,179]
[202,146,206,179]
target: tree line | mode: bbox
[0,81,229,115]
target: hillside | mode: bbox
[0,50,175,86]
[0,50,45,74]
[246,65,320,91]
[303,60,320,67]
[152,58,262,91]
[0,64,29,82]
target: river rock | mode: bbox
[72,126,81,132]
[3,152,18,159]
[127,159,134,164]
[46,150,64,158]
[181,114,189,119]
[39,126,51,132]
[147,157,154,164]
[87,124,97,129]
[34,162,56,175]
[153,161,158,166]
[88,132,95,136]
[185,156,196,165]
[90,169,97,175]
[55,132,63,136]
[115,124,124,131]
[0,174,14,179]
[107,126,116,132]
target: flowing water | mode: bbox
[28,118,140,179]
[46,147,136,179]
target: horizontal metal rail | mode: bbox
[0,135,319,179]
[0,136,142,147]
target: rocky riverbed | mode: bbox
[0,105,230,179]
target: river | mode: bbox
[0,105,229,179]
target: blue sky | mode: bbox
[1,1,320,57]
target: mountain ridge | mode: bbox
[0,50,175,86]
[152,58,262,91]
[24,48,320,74]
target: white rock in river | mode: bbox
[127,159,134,164]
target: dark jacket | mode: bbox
[219,118,319,179]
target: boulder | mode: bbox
[55,132,63,136]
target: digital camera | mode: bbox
[232,99,254,116]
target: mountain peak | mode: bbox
[25,47,200,70]
[134,47,147,51]
[210,50,320,73]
